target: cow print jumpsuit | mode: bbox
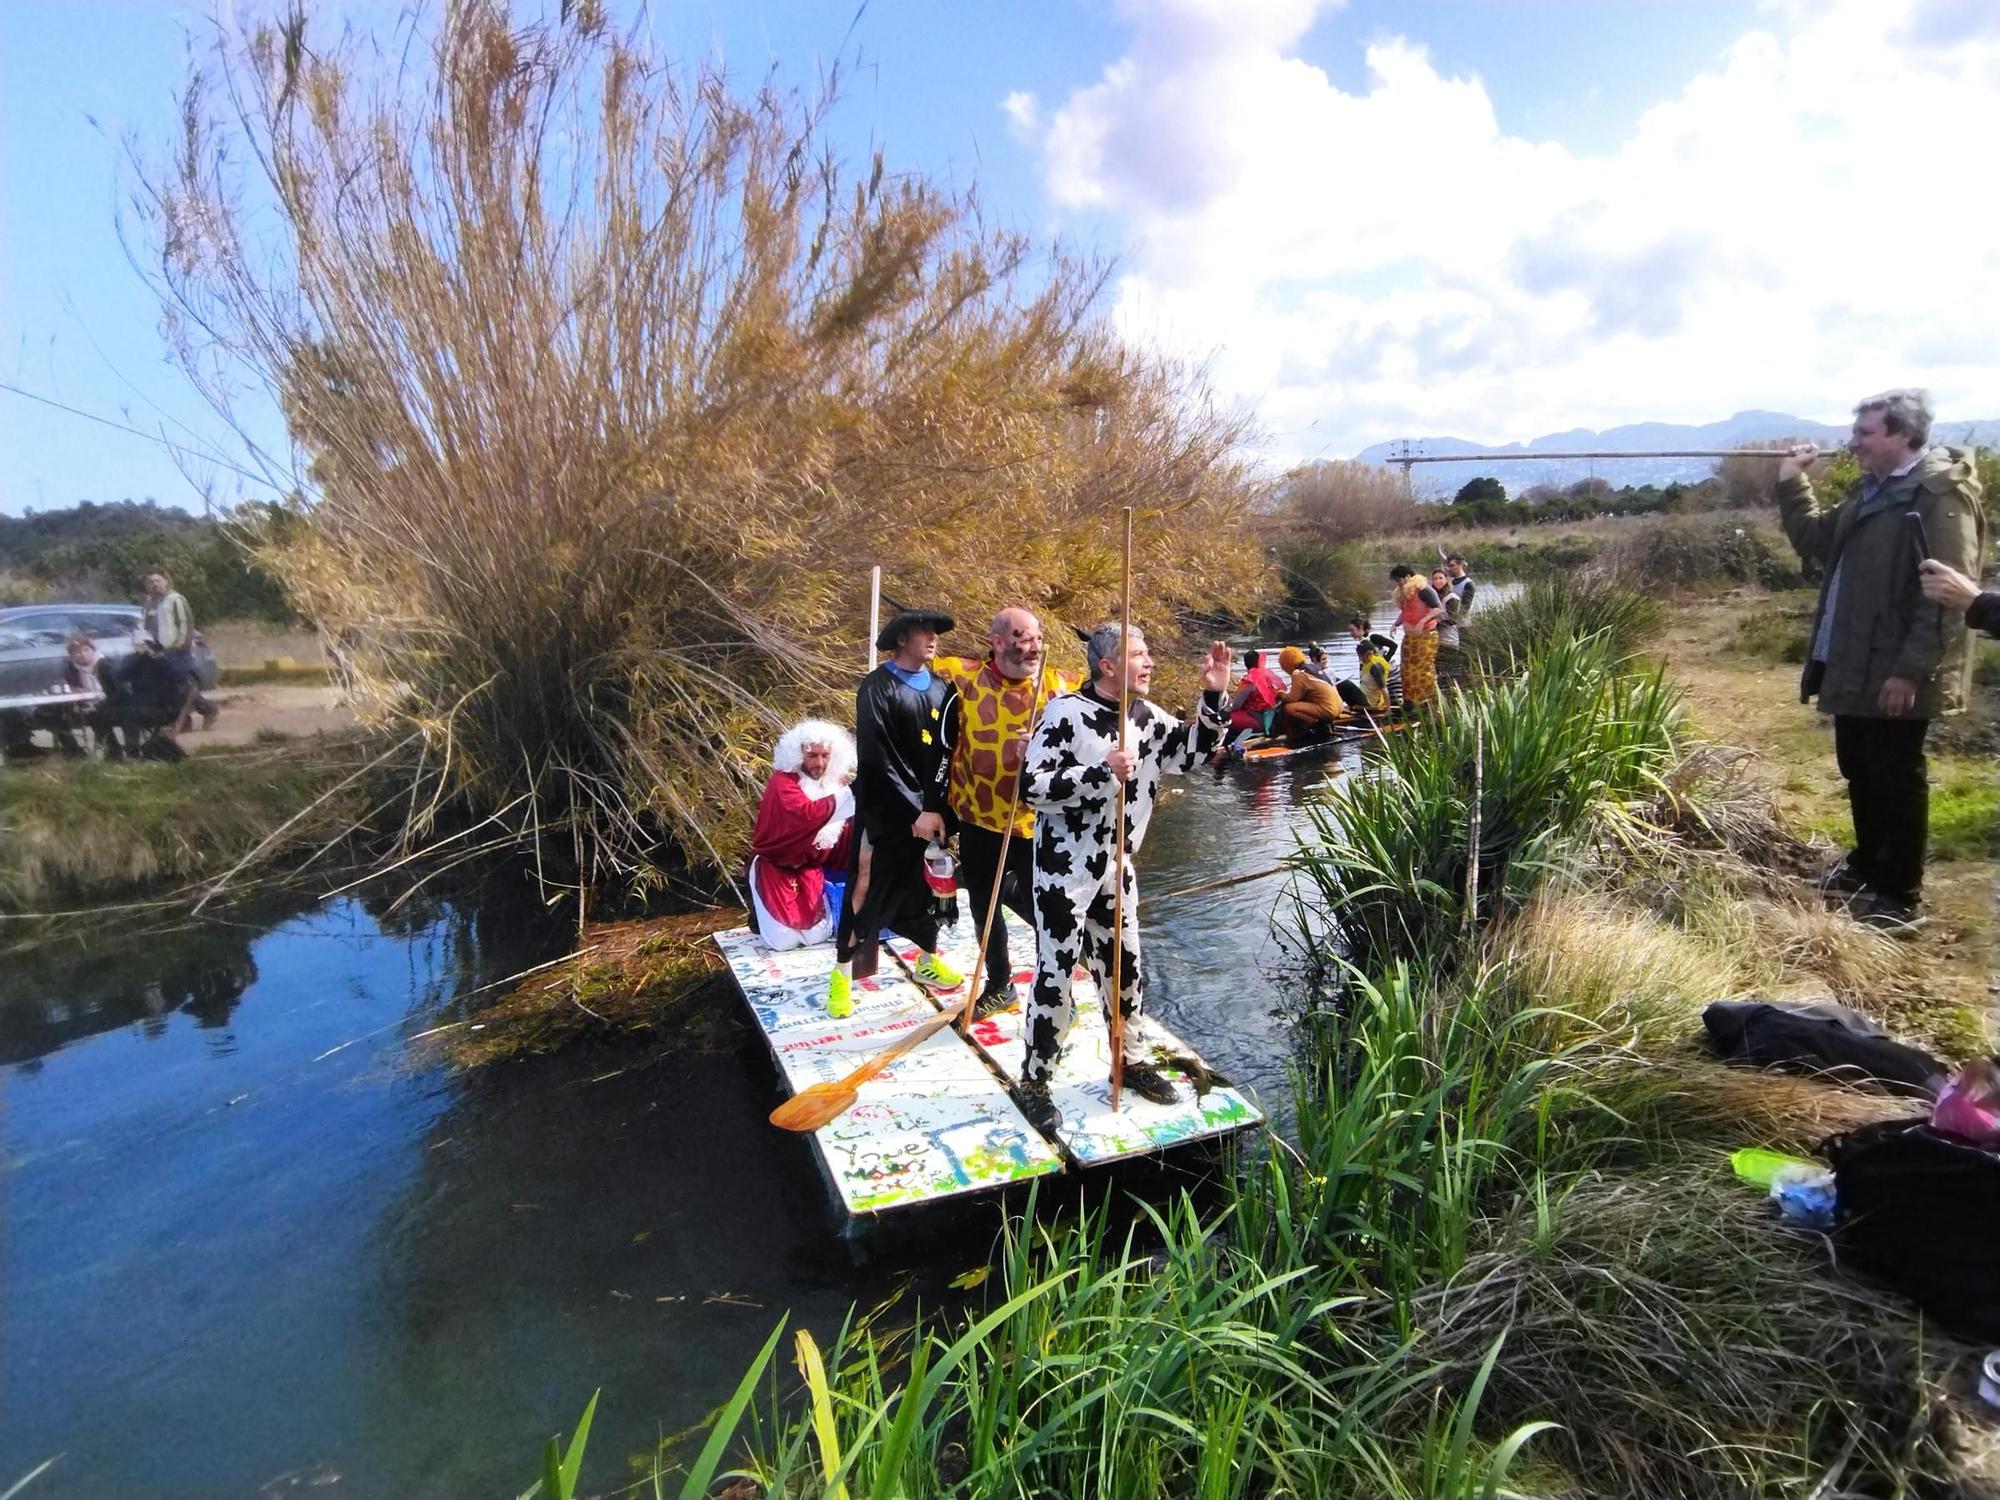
[1019,683,1228,1084]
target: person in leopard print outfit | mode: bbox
[1015,624,1231,1129]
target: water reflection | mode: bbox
[1,919,270,1067]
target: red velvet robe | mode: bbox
[749,771,852,934]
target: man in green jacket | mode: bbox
[1775,388,1985,929]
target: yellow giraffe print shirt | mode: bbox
[934,656,1079,837]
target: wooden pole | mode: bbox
[960,663,1053,1035]
[1108,507,1134,1112]
[867,565,882,672]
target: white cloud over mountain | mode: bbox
[1021,0,2000,463]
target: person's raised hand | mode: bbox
[1919,559,1982,612]
[1105,746,1138,783]
[1777,442,1820,484]
[1200,640,1232,693]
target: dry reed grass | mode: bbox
[139,4,1270,896]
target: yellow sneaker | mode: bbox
[911,953,965,993]
[826,967,853,1019]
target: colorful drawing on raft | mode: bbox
[713,928,1063,1215]
[883,929,1264,1167]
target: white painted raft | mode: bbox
[713,929,1062,1218]
[714,915,1263,1219]
[882,929,1264,1167]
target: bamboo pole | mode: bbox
[1108,507,1134,1112]
[867,565,881,672]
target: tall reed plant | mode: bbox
[141,5,1271,894]
[1460,575,1665,677]
[1293,634,1683,974]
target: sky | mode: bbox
[2,0,1996,516]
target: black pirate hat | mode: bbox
[875,607,955,652]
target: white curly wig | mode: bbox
[772,719,856,785]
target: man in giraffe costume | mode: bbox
[1015,622,1231,1132]
[934,607,1079,1018]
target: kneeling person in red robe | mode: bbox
[749,720,856,950]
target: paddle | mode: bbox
[1108,506,1134,1112]
[770,998,971,1132]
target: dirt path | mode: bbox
[188,682,358,748]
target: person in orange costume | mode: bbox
[934,607,1080,1016]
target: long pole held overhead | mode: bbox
[1108,506,1134,1113]
[1391,448,1821,463]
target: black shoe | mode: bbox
[1818,857,1870,897]
[973,985,1014,1021]
[1118,1060,1181,1107]
[1016,1080,1061,1136]
[1853,891,1924,937]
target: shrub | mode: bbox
[1597,513,1806,592]
[1462,574,1666,673]
[141,7,1270,893]
[1273,459,1423,543]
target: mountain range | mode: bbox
[1354,410,1999,495]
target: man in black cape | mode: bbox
[827,607,968,1017]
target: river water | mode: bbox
[2,610,1452,1497]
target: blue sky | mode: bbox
[3,0,1995,516]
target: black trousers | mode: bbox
[1832,714,1930,903]
[957,820,1036,993]
[836,825,938,970]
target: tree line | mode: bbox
[0,498,295,622]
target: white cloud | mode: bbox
[1000,89,1040,140]
[1026,0,2000,462]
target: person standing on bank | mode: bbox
[1445,554,1475,617]
[826,607,967,1018]
[141,568,217,736]
[1014,625,1232,1132]
[1775,388,1985,930]
[933,608,1079,1018]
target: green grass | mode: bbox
[1729,590,1815,664]
[1794,751,1998,863]
[1930,756,2000,860]
[0,741,365,909]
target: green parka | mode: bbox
[1774,446,1985,719]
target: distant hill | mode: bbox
[1355,411,2000,495]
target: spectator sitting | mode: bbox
[1275,645,1345,743]
[748,719,856,951]
[1223,648,1288,747]
[102,645,186,761]
[50,633,114,756]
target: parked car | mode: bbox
[0,603,220,699]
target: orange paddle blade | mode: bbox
[767,999,970,1133]
[770,1080,859,1132]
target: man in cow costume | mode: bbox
[1015,622,1232,1131]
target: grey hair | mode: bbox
[1085,621,1143,679]
[1855,388,1933,448]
